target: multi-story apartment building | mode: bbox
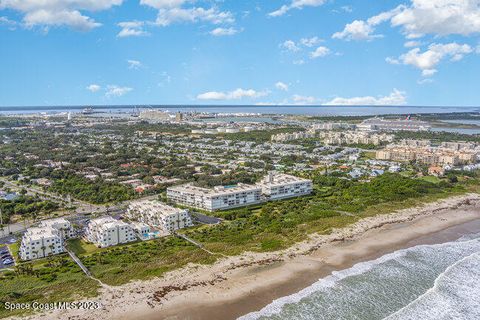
[319,131,394,146]
[376,145,478,166]
[127,200,193,232]
[85,216,136,248]
[39,218,75,239]
[167,183,263,211]
[271,131,316,143]
[19,218,75,261]
[257,172,313,200]
[168,172,313,211]
[19,227,63,261]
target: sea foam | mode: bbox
[238,235,480,320]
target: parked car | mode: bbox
[1,254,11,259]
[3,259,14,265]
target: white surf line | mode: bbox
[383,250,480,320]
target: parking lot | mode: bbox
[192,212,222,225]
[0,245,15,269]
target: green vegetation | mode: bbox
[0,195,59,224]
[49,173,135,204]
[69,237,216,286]
[0,255,99,318]
[181,173,470,255]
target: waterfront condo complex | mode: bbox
[126,200,193,233]
[167,183,263,211]
[85,216,137,248]
[19,218,74,261]
[167,172,313,211]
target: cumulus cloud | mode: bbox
[324,89,407,106]
[139,0,234,27]
[310,46,330,58]
[0,0,123,31]
[280,40,300,52]
[391,0,480,38]
[269,0,326,17]
[275,82,289,91]
[0,15,18,30]
[300,36,322,47]
[197,88,269,100]
[117,21,149,37]
[105,85,132,98]
[334,1,480,41]
[388,42,473,76]
[86,84,101,92]
[210,27,239,36]
[127,59,142,69]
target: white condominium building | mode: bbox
[85,216,136,248]
[19,227,64,261]
[19,218,74,261]
[127,200,193,232]
[167,183,262,211]
[39,218,75,239]
[257,172,313,200]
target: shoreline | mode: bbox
[17,193,480,320]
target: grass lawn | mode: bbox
[67,239,103,255]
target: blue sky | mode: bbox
[0,0,479,107]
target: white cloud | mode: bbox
[117,21,149,37]
[335,1,480,42]
[275,82,289,91]
[391,0,480,38]
[154,7,234,27]
[105,85,132,98]
[404,40,421,48]
[310,46,330,58]
[332,20,379,41]
[127,59,142,69]
[0,15,18,30]
[280,40,300,52]
[86,84,101,92]
[324,89,407,106]
[391,42,473,76]
[197,88,269,100]
[269,0,326,17]
[0,0,123,31]
[300,36,321,47]
[210,27,239,36]
[292,94,316,104]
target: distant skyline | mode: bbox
[1,0,479,107]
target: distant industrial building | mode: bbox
[358,117,431,132]
[85,216,136,248]
[311,122,356,131]
[139,109,171,122]
[126,200,193,233]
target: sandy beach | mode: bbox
[17,193,480,320]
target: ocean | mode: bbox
[239,233,480,320]
[0,105,479,116]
